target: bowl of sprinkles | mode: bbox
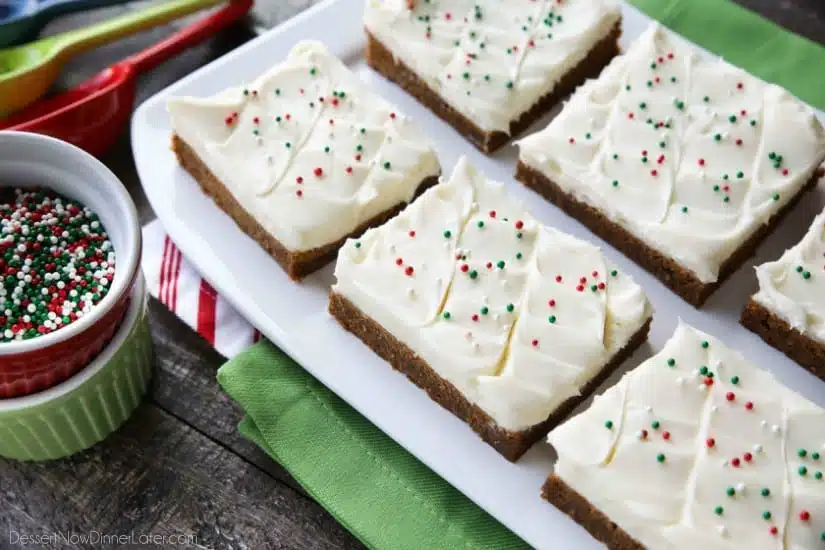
[0,131,141,399]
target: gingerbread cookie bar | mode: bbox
[330,157,652,461]
[547,322,825,549]
[168,42,441,280]
[742,208,825,381]
[364,0,622,154]
[517,24,825,307]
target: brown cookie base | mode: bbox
[741,299,825,382]
[171,134,438,281]
[364,22,622,155]
[541,474,644,550]
[328,292,651,461]
[515,161,824,307]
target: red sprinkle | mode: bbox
[663,431,671,441]
[726,392,735,402]
[576,285,584,292]
[706,438,716,448]
[745,401,754,410]
[532,339,539,347]
[799,511,811,522]
[472,314,479,322]
[296,189,303,197]
[548,299,556,307]
[405,266,414,276]
[732,457,741,467]
[314,167,323,177]
[555,275,563,283]
[770,527,779,536]
[515,220,524,229]
[345,166,353,174]
[489,210,497,218]
[396,258,404,266]
[698,158,706,166]
[460,264,469,273]
[744,452,753,462]
[408,230,416,238]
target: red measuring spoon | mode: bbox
[0,0,253,157]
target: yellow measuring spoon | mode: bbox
[0,0,226,115]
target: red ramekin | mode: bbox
[0,131,141,398]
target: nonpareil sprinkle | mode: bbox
[0,188,115,343]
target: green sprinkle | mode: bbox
[463,72,470,80]
[443,230,452,238]
[768,152,777,160]
[699,366,709,375]
[585,132,592,140]
[469,270,478,280]
[799,449,808,458]
[815,472,823,480]
[731,376,740,385]
[813,452,821,461]
[443,311,451,320]
[505,81,514,89]
[605,420,614,429]
[639,102,647,110]
[611,270,618,277]
[310,67,317,76]
[726,487,736,497]
[681,206,688,214]
[516,232,523,239]
[481,306,489,315]
[506,303,514,312]
[804,271,812,280]
[354,241,361,249]
[612,180,619,187]
[652,420,661,430]
[703,96,710,102]
[799,466,808,476]
[714,506,724,516]
[657,453,666,463]
[477,220,485,229]
[383,161,391,170]
[515,252,523,260]
[667,358,676,367]
[737,171,744,179]
[275,88,281,95]
[714,134,722,142]
[762,488,771,497]
[497,260,505,269]
[763,511,772,520]
[729,115,737,123]
[548,315,557,324]
[773,193,780,201]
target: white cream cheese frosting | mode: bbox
[753,208,825,342]
[168,41,440,253]
[363,0,621,134]
[333,157,652,432]
[518,24,825,284]
[549,322,825,549]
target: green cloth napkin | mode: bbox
[217,344,527,550]
[218,2,825,548]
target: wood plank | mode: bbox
[146,299,308,493]
[0,405,362,549]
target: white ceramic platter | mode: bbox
[131,2,825,547]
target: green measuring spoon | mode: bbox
[0,0,227,116]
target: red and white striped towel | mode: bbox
[141,220,260,358]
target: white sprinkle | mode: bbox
[753,444,763,453]
[761,420,768,428]
[676,376,684,386]
[736,483,746,493]
[771,425,780,434]
[465,331,473,341]
[406,288,415,299]
[472,342,480,352]
[717,525,727,537]
[722,460,729,467]
[645,406,653,413]
[711,405,719,413]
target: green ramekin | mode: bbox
[0,274,153,461]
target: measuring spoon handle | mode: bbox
[52,0,226,59]
[127,0,252,75]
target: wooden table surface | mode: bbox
[2,1,825,548]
